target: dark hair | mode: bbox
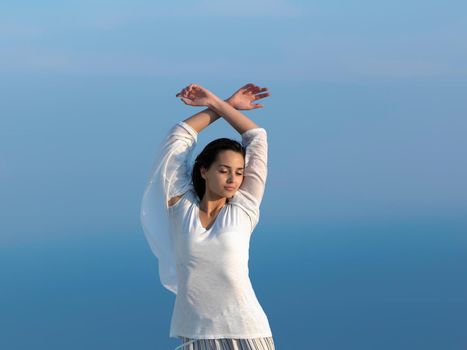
[192,138,246,201]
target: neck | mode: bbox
[199,193,228,215]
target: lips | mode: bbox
[224,186,235,191]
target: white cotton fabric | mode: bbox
[140,121,272,339]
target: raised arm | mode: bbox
[176,83,270,134]
[156,121,199,207]
[238,126,268,207]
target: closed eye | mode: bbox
[220,170,243,175]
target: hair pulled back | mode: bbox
[192,138,246,201]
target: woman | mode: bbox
[140,83,275,350]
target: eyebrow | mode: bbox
[218,164,245,170]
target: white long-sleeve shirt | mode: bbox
[141,121,272,339]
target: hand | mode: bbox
[175,84,218,107]
[226,83,270,110]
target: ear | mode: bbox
[200,166,206,180]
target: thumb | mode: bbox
[253,103,264,108]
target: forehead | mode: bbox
[214,150,244,166]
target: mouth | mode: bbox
[224,186,236,191]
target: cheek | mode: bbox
[213,173,226,185]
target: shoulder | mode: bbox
[228,190,260,232]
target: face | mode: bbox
[200,150,245,199]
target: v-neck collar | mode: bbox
[195,202,227,231]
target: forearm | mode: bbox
[207,96,259,135]
[182,107,220,134]
[182,99,236,134]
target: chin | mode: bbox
[223,189,235,197]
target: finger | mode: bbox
[243,83,255,91]
[252,86,263,94]
[253,103,264,108]
[244,85,256,94]
[255,92,270,99]
[177,87,188,96]
[241,84,250,93]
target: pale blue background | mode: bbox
[1,1,466,349]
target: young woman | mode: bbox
[140,83,275,350]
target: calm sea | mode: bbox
[1,220,466,349]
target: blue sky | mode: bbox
[1,2,467,348]
[1,1,466,80]
[2,1,466,236]
[1,0,467,240]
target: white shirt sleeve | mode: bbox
[140,121,198,295]
[159,121,199,202]
[229,127,268,232]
